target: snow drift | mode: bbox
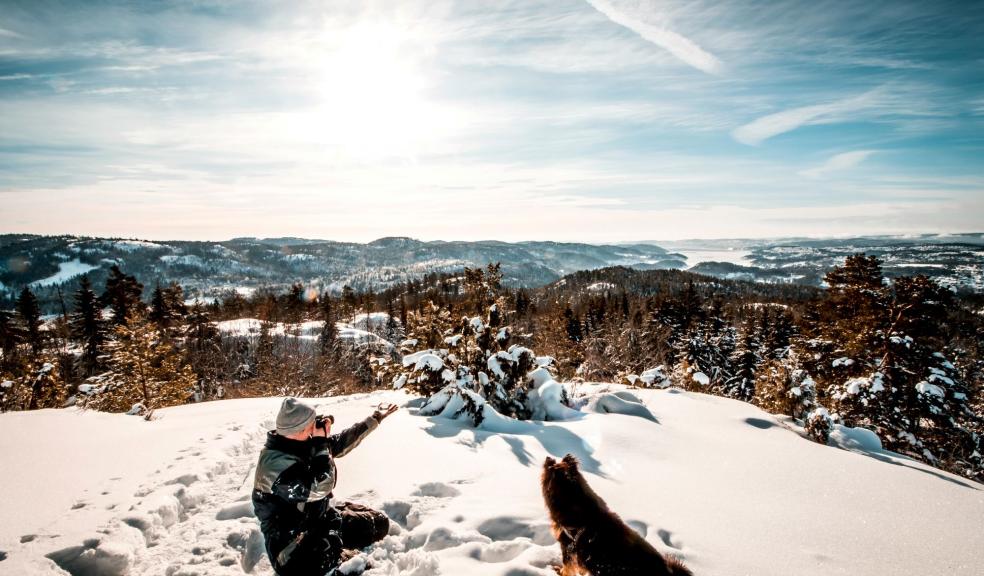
[0,385,982,576]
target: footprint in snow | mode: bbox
[412,482,461,498]
[626,519,648,538]
[477,516,555,547]
[657,528,682,550]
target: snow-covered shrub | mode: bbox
[1,358,66,411]
[805,407,834,444]
[627,366,671,388]
[753,358,816,420]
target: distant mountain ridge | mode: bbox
[0,234,684,309]
[1,233,980,312]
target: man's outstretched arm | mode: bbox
[327,404,398,457]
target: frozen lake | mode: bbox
[672,249,753,268]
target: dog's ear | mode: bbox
[544,456,556,467]
[562,454,578,466]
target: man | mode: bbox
[252,397,398,575]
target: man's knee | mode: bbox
[370,511,389,541]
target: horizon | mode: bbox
[5,230,984,247]
[2,1,983,241]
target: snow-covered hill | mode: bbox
[1,386,982,576]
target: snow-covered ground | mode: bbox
[1,386,982,576]
[29,259,99,288]
[215,318,393,349]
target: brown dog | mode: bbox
[541,454,693,576]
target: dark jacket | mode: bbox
[251,416,379,568]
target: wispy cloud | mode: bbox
[0,27,22,39]
[732,91,878,145]
[585,0,723,74]
[801,150,876,178]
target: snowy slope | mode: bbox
[1,386,982,576]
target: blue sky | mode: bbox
[1,0,982,242]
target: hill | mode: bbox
[1,386,981,576]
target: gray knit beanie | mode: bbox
[276,397,316,436]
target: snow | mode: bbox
[675,248,752,268]
[216,319,393,349]
[30,259,99,287]
[916,381,945,398]
[1,387,982,576]
[691,372,710,386]
[402,351,444,372]
[351,313,393,331]
[106,240,166,252]
[828,424,883,453]
[639,366,671,388]
[586,282,616,292]
[159,254,206,268]
[832,357,855,368]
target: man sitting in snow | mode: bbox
[252,397,398,575]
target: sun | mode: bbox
[306,21,452,162]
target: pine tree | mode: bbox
[385,299,403,343]
[148,283,187,334]
[102,265,144,326]
[0,309,22,373]
[16,287,43,357]
[70,275,106,377]
[85,317,195,413]
[26,357,64,410]
[753,356,815,419]
[319,293,338,355]
[724,324,759,401]
[563,306,582,343]
[184,303,223,401]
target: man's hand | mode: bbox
[372,403,399,423]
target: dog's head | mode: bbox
[541,454,599,525]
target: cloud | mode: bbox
[732,91,877,145]
[801,150,876,178]
[585,0,722,74]
[0,27,22,39]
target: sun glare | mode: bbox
[307,21,452,162]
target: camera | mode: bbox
[315,414,335,431]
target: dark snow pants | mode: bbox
[275,502,389,576]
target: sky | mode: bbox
[1,0,982,243]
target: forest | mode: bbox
[0,256,981,482]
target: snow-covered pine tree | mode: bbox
[387,266,564,426]
[723,321,760,401]
[752,354,816,420]
[25,357,64,410]
[84,317,196,413]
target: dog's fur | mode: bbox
[541,454,693,576]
